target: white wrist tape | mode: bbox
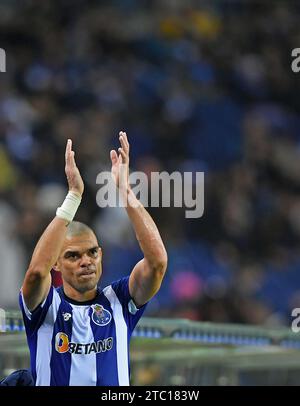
[56,191,82,223]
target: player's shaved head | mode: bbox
[66,221,95,239]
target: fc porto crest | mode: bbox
[91,304,112,326]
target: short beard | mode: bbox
[73,280,97,293]
[63,277,98,294]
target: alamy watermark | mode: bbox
[291,48,300,73]
[0,48,6,72]
[96,169,204,219]
[291,308,300,332]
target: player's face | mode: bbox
[57,232,102,294]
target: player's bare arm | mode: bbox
[110,131,168,307]
[22,140,84,311]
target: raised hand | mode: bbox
[65,139,84,197]
[110,131,130,191]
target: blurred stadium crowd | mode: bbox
[0,0,300,327]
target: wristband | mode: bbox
[56,191,82,223]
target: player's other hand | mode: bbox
[65,139,84,197]
[110,131,130,191]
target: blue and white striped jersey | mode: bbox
[19,276,146,386]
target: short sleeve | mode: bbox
[110,276,147,333]
[19,286,54,335]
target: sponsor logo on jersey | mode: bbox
[63,312,72,321]
[55,332,69,353]
[55,332,113,354]
[91,304,112,326]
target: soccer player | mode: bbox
[19,132,168,386]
